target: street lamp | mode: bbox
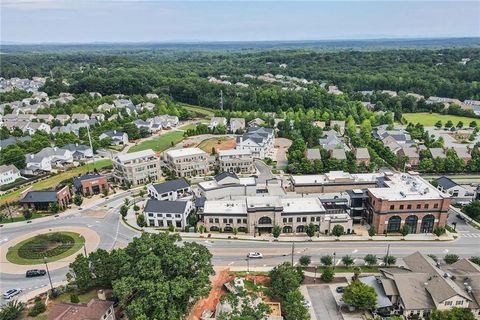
[44,257,54,292]
[333,252,336,269]
[246,258,250,274]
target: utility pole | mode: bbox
[44,257,54,292]
[291,242,295,265]
[86,125,95,172]
[246,258,250,274]
[386,244,391,266]
[333,252,337,269]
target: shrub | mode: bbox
[320,255,333,266]
[73,194,83,206]
[168,224,175,232]
[427,254,438,262]
[368,226,376,237]
[299,255,311,267]
[120,205,128,217]
[331,225,344,237]
[320,267,335,282]
[133,205,140,211]
[444,254,459,265]
[383,255,397,266]
[17,233,75,260]
[364,254,377,266]
[434,226,446,237]
[70,294,80,303]
[0,300,25,320]
[470,256,480,266]
[22,208,32,220]
[341,255,354,267]
[136,214,146,227]
[28,301,46,317]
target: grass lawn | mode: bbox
[197,137,236,153]
[0,213,50,224]
[179,123,199,131]
[0,159,112,205]
[6,231,85,265]
[128,130,186,153]
[182,104,215,118]
[56,289,98,304]
[316,266,380,273]
[403,113,479,127]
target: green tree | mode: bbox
[0,300,25,320]
[320,267,335,282]
[73,194,83,206]
[435,120,442,129]
[400,224,410,237]
[136,214,146,227]
[433,226,446,237]
[299,255,311,268]
[341,255,354,267]
[22,208,32,220]
[66,254,93,292]
[0,145,26,169]
[383,255,397,266]
[305,223,316,239]
[427,254,438,262]
[445,120,453,128]
[272,225,282,239]
[470,256,480,266]
[462,200,480,221]
[444,254,459,264]
[320,255,333,266]
[368,226,376,237]
[331,224,344,237]
[269,262,304,300]
[119,205,128,218]
[429,308,475,320]
[364,254,377,266]
[48,202,59,213]
[342,280,377,310]
[469,121,477,128]
[283,290,310,320]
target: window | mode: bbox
[456,300,463,306]
[445,301,453,306]
[283,218,287,223]
[229,218,233,223]
[223,218,227,223]
[243,219,247,224]
[237,219,242,224]
[390,205,395,210]
[387,216,402,233]
[310,217,315,222]
[209,218,213,223]
[297,217,301,222]
[215,218,219,223]
[416,204,421,209]
[288,218,293,223]
[407,204,412,209]
[399,205,404,210]
[302,217,307,222]
[434,203,439,209]
[424,204,429,209]
[316,217,320,221]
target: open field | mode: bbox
[6,231,85,265]
[197,137,236,153]
[128,130,186,153]
[182,104,215,117]
[403,113,479,127]
[0,159,112,204]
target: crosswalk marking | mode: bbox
[460,233,480,238]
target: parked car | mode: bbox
[336,286,346,293]
[26,269,46,278]
[247,252,263,259]
[456,214,465,221]
[3,289,22,299]
[303,300,312,308]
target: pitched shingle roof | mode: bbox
[150,178,190,195]
[144,199,189,213]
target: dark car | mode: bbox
[26,269,46,278]
[456,214,465,221]
[336,286,346,293]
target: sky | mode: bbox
[1,0,479,44]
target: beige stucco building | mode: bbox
[165,147,209,177]
[112,149,161,186]
[217,149,255,174]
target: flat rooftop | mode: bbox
[218,149,252,156]
[203,199,247,214]
[291,171,383,186]
[166,147,206,158]
[368,173,447,201]
[115,149,156,162]
[281,197,325,213]
[199,177,256,191]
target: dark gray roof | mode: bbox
[144,199,188,213]
[73,173,105,189]
[195,196,206,208]
[214,172,238,182]
[0,136,32,148]
[63,143,91,152]
[150,178,190,194]
[20,191,57,203]
[436,176,458,190]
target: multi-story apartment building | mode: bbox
[112,149,161,186]
[200,196,352,235]
[165,147,209,177]
[144,199,194,229]
[366,172,451,234]
[236,127,275,159]
[217,149,254,173]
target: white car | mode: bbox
[304,300,312,308]
[247,252,263,259]
[3,288,22,299]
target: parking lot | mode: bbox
[305,285,343,320]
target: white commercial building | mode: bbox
[165,147,209,177]
[147,178,192,201]
[144,199,194,229]
[217,149,255,174]
[112,149,161,186]
[198,172,257,200]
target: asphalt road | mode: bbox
[254,159,274,184]
[1,200,479,303]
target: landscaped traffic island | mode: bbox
[6,231,85,265]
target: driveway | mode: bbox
[306,285,343,320]
[254,160,274,184]
[274,138,292,169]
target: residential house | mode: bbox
[0,164,21,186]
[0,136,32,151]
[366,252,480,319]
[328,85,343,95]
[330,149,347,161]
[147,115,179,128]
[48,299,115,320]
[137,102,156,112]
[55,114,71,124]
[398,147,420,167]
[146,93,159,99]
[330,120,345,135]
[248,118,265,128]
[143,199,194,229]
[305,148,321,161]
[236,127,275,159]
[217,149,254,173]
[353,148,370,165]
[133,119,153,132]
[99,130,129,145]
[24,122,51,134]
[147,178,192,201]
[112,149,161,186]
[51,123,89,136]
[20,184,72,210]
[453,147,472,164]
[209,117,227,129]
[90,113,105,122]
[63,144,94,160]
[229,118,246,133]
[25,147,74,173]
[198,172,256,200]
[165,147,209,177]
[313,121,326,129]
[36,114,54,123]
[367,173,450,234]
[435,176,476,204]
[319,130,347,151]
[407,93,425,101]
[71,113,90,122]
[381,90,397,97]
[113,99,136,115]
[429,148,446,159]
[73,173,108,196]
[97,103,115,112]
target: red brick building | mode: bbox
[366,172,450,234]
[20,185,72,211]
[73,173,108,196]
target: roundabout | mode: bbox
[0,226,100,274]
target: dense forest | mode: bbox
[1,47,479,113]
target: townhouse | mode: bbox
[217,149,255,174]
[112,149,161,186]
[229,118,246,133]
[236,127,274,159]
[435,176,476,204]
[165,147,209,177]
[144,199,194,229]
[208,117,227,129]
[147,178,192,201]
[99,130,129,145]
